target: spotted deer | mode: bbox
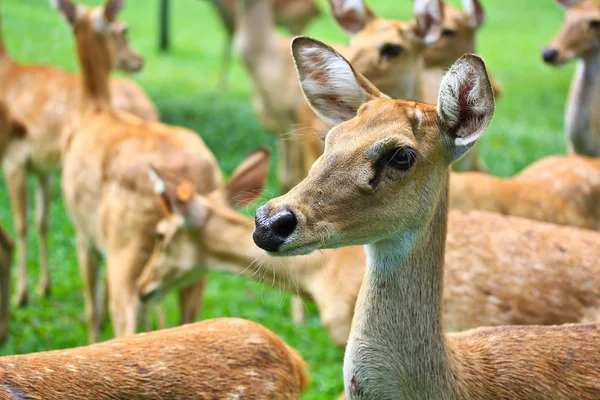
[0,318,308,399]
[207,0,320,89]
[55,0,221,343]
[254,38,600,399]
[1,0,158,307]
[543,0,600,156]
[0,101,27,345]
[136,148,600,352]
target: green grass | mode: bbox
[0,0,576,398]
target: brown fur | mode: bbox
[0,318,308,399]
[257,40,600,398]
[0,2,158,307]
[58,0,221,343]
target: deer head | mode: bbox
[253,37,494,254]
[329,0,444,99]
[543,0,600,65]
[136,149,270,302]
[53,0,144,73]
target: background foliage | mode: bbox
[0,0,575,397]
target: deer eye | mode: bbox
[442,29,456,37]
[378,43,403,59]
[154,231,165,241]
[385,147,417,170]
[589,20,600,29]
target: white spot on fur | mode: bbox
[113,353,122,358]
[149,169,165,195]
[75,355,86,360]
[66,364,77,372]
[44,368,55,373]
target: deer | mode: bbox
[0,318,308,399]
[207,0,320,89]
[54,0,221,344]
[1,1,158,307]
[254,37,600,399]
[0,101,27,345]
[543,0,600,157]
[137,147,600,352]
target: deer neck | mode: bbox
[74,24,113,115]
[385,58,425,102]
[565,53,600,156]
[344,171,457,400]
[202,205,322,299]
[234,0,277,67]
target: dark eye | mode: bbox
[442,29,456,37]
[378,43,403,59]
[154,231,165,241]
[385,147,417,170]
[589,20,600,29]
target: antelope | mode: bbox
[137,150,600,351]
[0,101,27,345]
[1,1,158,307]
[543,0,600,156]
[55,0,220,343]
[0,318,308,399]
[254,37,600,399]
[207,0,320,89]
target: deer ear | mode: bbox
[329,0,378,34]
[462,0,485,28]
[292,36,387,128]
[52,0,78,26]
[225,148,270,209]
[556,0,582,8]
[437,54,495,161]
[413,0,444,44]
[104,0,124,23]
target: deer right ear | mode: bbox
[556,0,582,8]
[462,0,485,29]
[292,36,387,128]
[413,0,444,44]
[437,54,495,162]
[225,148,270,209]
[329,0,378,34]
[51,0,78,26]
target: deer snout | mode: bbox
[253,206,298,252]
[542,47,560,64]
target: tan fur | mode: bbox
[208,0,319,89]
[58,0,221,343]
[450,155,600,229]
[0,3,158,307]
[544,0,600,156]
[255,39,600,398]
[0,318,308,399]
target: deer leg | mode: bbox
[3,159,28,307]
[0,228,12,345]
[178,276,207,325]
[76,232,101,344]
[35,175,52,297]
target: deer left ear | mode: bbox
[413,0,444,45]
[52,0,78,26]
[104,0,124,23]
[437,54,495,162]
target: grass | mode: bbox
[0,0,576,398]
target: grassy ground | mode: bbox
[0,0,575,398]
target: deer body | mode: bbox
[450,155,600,230]
[0,6,158,306]
[58,0,220,342]
[254,38,600,398]
[0,318,308,399]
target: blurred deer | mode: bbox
[255,38,600,399]
[55,0,221,343]
[0,318,308,399]
[1,0,158,307]
[543,0,600,156]
[137,150,600,351]
[0,101,27,345]
[207,0,320,89]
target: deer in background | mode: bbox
[543,0,600,156]
[0,318,308,399]
[55,0,220,343]
[0,1,158,307]
[207,0,320,89]
[0,101,27,345]
[137,148,600,351]
[255,37,600,399]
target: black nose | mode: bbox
[253,206,298,252]
[542,48,559,63]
